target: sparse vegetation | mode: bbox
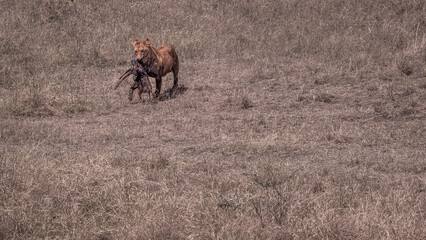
[1,0,425,239]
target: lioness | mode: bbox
[132,39,179,97]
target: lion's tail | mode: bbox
[172,46,179,74]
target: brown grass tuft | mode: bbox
[241,94,254,109]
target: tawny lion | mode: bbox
[132,39,179,97]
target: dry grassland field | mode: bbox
[1,0,425,239]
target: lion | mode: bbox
[132,39,179,97]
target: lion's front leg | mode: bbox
[155,76,162,98]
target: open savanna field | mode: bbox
[1,0,425,239]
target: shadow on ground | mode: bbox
[159,85,188,101]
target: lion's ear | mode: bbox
[132,40,139,47]
[145,39,151,46]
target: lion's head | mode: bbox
[132,39,152,61]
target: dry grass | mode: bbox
[1,0,425,239]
